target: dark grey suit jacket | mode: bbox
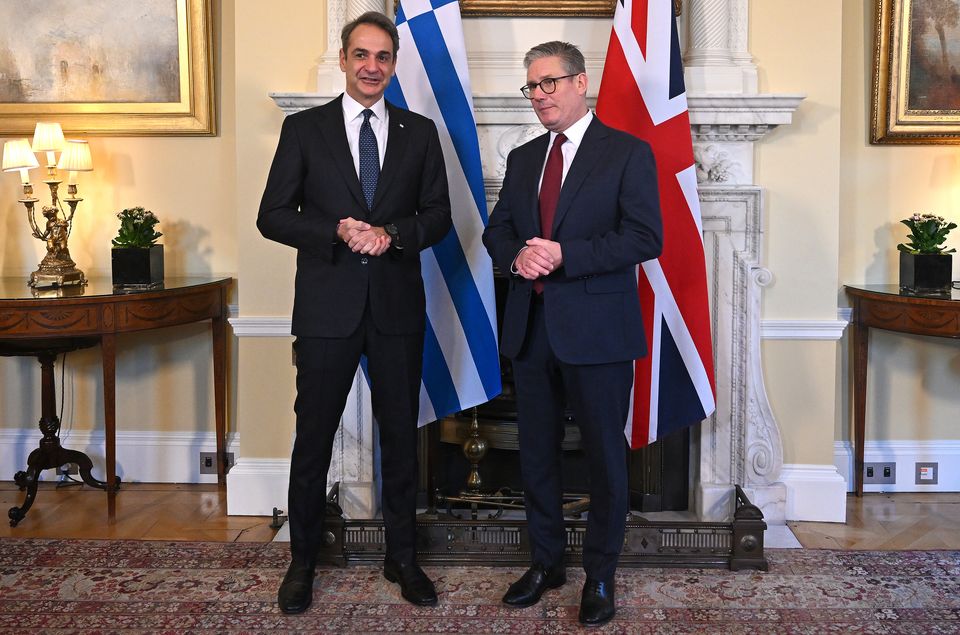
[258,95,451,337]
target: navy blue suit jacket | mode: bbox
[482,116,663,365]
[258,96,451,338]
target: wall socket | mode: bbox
[200,452,235,474]
[863,461,896,484]
[915,462,938,485]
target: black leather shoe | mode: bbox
[383,560,438,606]
[502,564,566,607]
[277,561,316,614]
[578,578,615,626]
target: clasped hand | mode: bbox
[337,217,390,256]
[515,237,562,280]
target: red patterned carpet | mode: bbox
[0,539,958,633]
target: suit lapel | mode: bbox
[552,117,607,236]
[314,95,368,214]
[527,133,550,236]
[373,102,407,212]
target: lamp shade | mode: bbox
[31,122,65,153]
[2,139,39,172]
[57,140,93,172]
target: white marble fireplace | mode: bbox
[267,0,804,525]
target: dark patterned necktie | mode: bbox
[359,109,379,210]
[534,133,567,294]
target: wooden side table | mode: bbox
[0,277,231,525]
[844,284,960,496]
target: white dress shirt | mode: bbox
[538,110,594,190]
[342,93,389,178]
[512,110,595,273]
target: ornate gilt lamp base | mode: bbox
[29,253,87,289]
[23,193,88,289]
[29,269,87,289]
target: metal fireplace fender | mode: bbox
[313,483,768,571]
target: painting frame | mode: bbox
[459,0,616,17]
[0,0,216,136]
[872,0,960,144]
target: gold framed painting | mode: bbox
[0,0,215,136]
[872,0,960,144]
[459,0,616,16]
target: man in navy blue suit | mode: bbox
[482,41,662,626]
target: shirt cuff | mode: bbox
[510,247,528,275]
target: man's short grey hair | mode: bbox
[523,41,586,75]
[341,11,400,56]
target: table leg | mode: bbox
[101,333,118,518]
[8,350,107,526]
[851,312,868,497]
[212,312,227,485]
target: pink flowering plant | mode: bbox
[897,213,956,255]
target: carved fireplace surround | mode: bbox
[267,0,803,525]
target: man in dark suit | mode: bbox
[482,41,662,626]
[257,11,451,614]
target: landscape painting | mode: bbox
[907,0,960,110]
[0,1,180,104]
[873,0,960,144]
[0,0,214,136]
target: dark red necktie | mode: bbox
[534,133,566,294]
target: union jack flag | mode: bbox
[596,0,716,448]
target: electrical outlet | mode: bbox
[199,452,235,474]
[915,462,938,485]
[863,462,896,484]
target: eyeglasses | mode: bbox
[520,74,579,99]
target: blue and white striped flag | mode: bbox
[385,0,502,425]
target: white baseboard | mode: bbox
[226,458,291,516]
[835,440,960,493]
[779,464,848,522]
[0,429,238,484]
[224,460,379,518]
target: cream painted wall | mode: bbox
[749,0,843,465]
[232,1,325,459]
[763,340,838,465]
[0,1,238,436]
[838,0,960,443]
[752,0,842,320]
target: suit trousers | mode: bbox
[511,299,632,582]
[288,303,423,567]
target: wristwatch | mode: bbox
[384,223,403,250]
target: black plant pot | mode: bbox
[112,245,164,288]
[898,252,952,292]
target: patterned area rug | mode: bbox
[0,539,958,634]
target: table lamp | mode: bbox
[1,123,92,288]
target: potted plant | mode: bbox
[111,206,164,288]
[897,213,956,292]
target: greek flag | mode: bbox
[386,0,502,425]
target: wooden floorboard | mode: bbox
[0,482,277,542]
[2,482,958,549]
[789,492,960,550]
